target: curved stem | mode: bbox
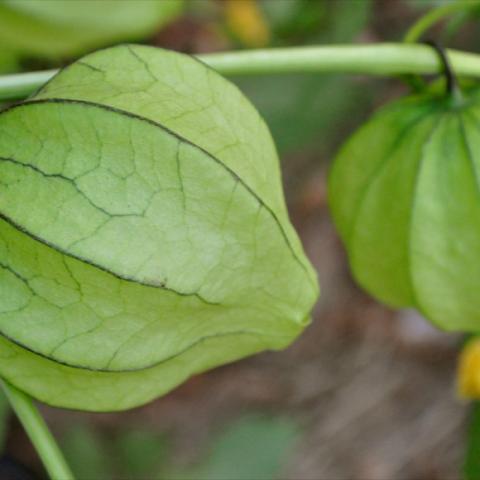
[1,380,74,480]
[424,40,461,98]
[2,43,480,102]
[404,0,480,43]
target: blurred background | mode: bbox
[1,0,479,479]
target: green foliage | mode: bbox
[114,428,168,477]
[62,424,110,479]
[0,391,9,451]
[61,414,297,479]
[0,0,182,61]
[237,0,372,154]
[260,0,327,41]
[465,402,480,479]
[0,50,19,74]
[329,87,480,332]
[236,74,374,156]
[63,423,168,479]
[0,44,318,411]
[172,415,298,480]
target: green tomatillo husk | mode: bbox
[329,85,480,332]
[0,44,319,411]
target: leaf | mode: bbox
[328,86,480,332]
[62,423,110,480]
[465,402,480,480]
[63,423,168,479]
[172,415,298,480]
[0,44,319,411]
[0,390,9,452]
[114,428,168,477]
[0,0,183,59]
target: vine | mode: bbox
[2,43,480,101]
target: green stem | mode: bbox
[404,0,480,43]
[0,69,57,101]
[1,380,74,480]
[3,43,480,101]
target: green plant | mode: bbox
[0,44,318,413]
[329,80,480,331]
[1,2,480,478]
[171,415,298,480]
[0,0,183,63]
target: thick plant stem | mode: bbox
[404,0,480,43]
[3,43,480,101]
[1,380,74,480]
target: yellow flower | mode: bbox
[224,0,270,47]
[458,338,480,399]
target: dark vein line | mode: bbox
[0,328,285,373]
[0,260,35,296]
[175,140,186,212]
[0,213,218,306]
[77,61,104,73]
[0,156,125,219]
[126,45,157,82]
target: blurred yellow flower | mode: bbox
[224,0,270,47]
[458,338,480,399]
